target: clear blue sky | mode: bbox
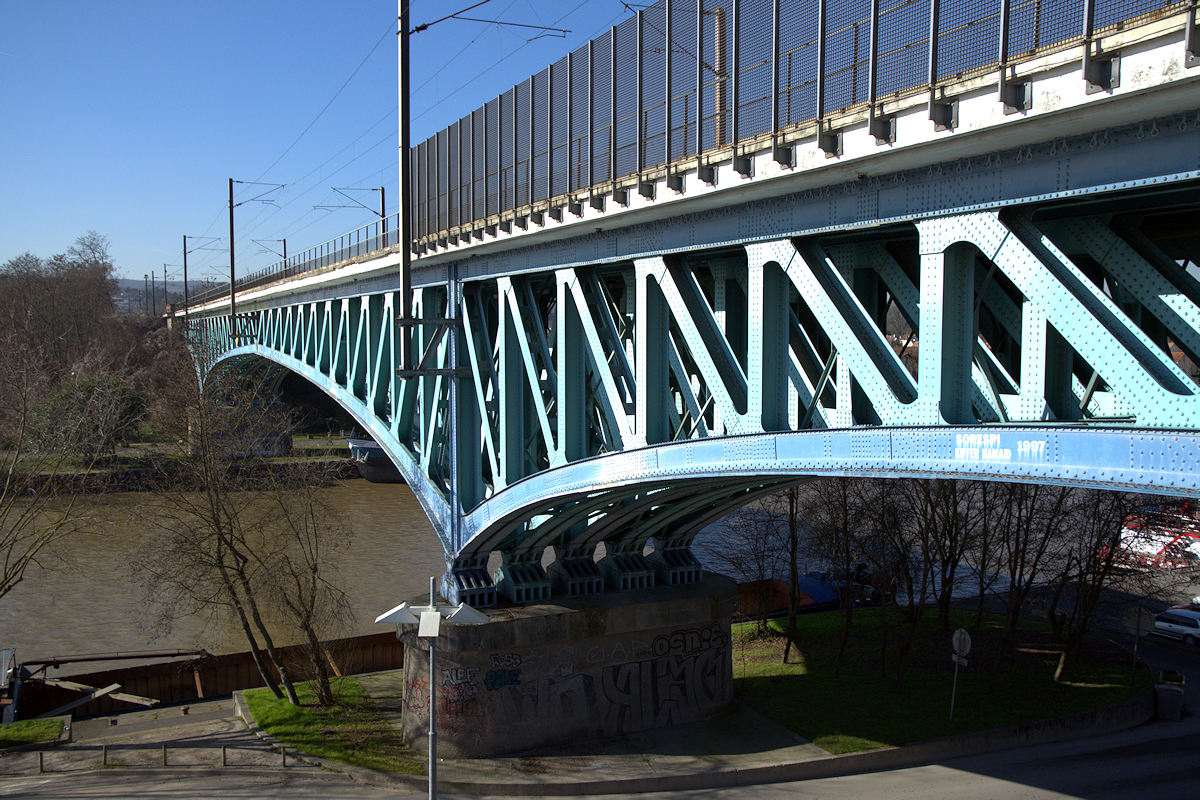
[0,1,633,282]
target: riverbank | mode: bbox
[232,608,1149,781]
[18,454,360,494]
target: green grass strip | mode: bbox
[0,718,63,748]
[244,677,422,774]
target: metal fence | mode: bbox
[410,0,1183,241]
[192,0,1183,309]
[190,213,399,306]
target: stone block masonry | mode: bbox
[397,574,737,757]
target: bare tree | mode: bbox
[991,483,1072,654]
[707,497,788,635]
[254,468,353,706]
[137,338,355,706]
[138,344,299,703]
[796,477,868,674]
[1048,488,1144,680]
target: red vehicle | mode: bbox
[1115,502,1200,569]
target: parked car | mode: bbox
[1153,607,1200,646]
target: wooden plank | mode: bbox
[37,678,95,693]
[108,691,158,707]
[36,683,121,719]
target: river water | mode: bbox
[0,481,446,674]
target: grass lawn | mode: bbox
[732,608,1149,754]
[244,677,422,774]
[0,718,63,749]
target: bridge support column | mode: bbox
[397,574,736,757]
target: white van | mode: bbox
[1154,608,1200,646]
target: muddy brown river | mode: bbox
[0,481,446,673]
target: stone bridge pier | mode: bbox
[395,575,737,757]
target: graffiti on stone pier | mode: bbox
[601,625,730,731]
[482,623,730,737]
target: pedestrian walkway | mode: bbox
[0,696,320,777]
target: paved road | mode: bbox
[6,711,1198,800]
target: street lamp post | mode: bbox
[376,579,488,800]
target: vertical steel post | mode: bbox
[771,0,780,134]
[448,268,461,550]
[868,0,879,107]
[512,87,519,207]
[181,235,189,322]
[997,0,1026,111]
[398,0,412,371]
[610,27,617,181]
[497,96,505,214]
[468,113,475,226]
[427,578,437,800]
[816,0,826,121]
[665,0,673,166]
[714,4,728,146]
[528,76,535,202]
[928,0,940,102]
[227,177,236,336]
[482,101,487,217]
[437,129,445,236]
[588,40,595,189]
[696,0,704,156]
[636,10,644,175]
[998,0,1010,77]
[731,0,740,144]
[380,185,387,247]
[163,264,168,312]
[548,61,555,199]
[567,52,575,193]
[484,101,491,215]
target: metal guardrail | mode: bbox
[191,0,1185,310]
[189,213,399,306]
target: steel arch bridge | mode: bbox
[189,2,1200,606]
[195,188,1200,605]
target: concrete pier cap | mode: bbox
[388,574,738,757]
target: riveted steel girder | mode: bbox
[194,197,1200,605]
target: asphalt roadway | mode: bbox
[3,635,1198,799]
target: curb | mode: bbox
[234,685,1155,795]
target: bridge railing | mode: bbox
[189,212,401,307]
[189,0,1187,312]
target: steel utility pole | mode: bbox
[228,177,237,337]
[181,235,189,321]
[163,264,169,312]
[398,0,412,371]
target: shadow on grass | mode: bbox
[733,608,1149,754]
